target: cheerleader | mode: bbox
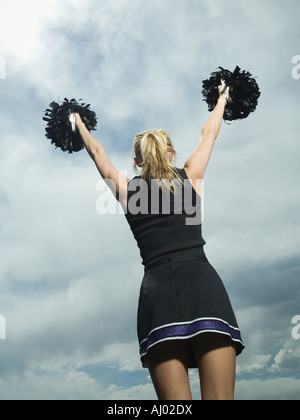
[73,86,244,400]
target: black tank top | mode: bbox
[125,168,206,267]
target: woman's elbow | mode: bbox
[89,144,102,161]
[201,127,216,140]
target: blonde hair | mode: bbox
[133,129,182,189]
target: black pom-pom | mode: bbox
[43,98,98,153]
[202,66,261,121]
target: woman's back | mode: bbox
[125,168,206,267]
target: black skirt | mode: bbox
[137,250,245,368]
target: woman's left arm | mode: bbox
[184,88,227,182]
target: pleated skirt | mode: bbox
[137,250,245,368]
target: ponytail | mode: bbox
[133,129,182,190]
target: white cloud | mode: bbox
[0,0,53,57]
[237,354,273,376]
[0,366,103,400]
[236,377,300,401]
[99,382,156,401]
[271,340,300,373]
[94,341,142,372]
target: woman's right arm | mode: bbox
[75,113,130,206]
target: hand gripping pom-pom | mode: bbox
[202,66,261,122]
[43,98,98,153]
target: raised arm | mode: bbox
[75,113,130,207]
[184,87,227,186]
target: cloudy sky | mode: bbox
[0,0,300,400]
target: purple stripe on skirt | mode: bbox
[140,318,244,357]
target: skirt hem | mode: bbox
[139,317,245,369]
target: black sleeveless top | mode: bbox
[125,168,206,267]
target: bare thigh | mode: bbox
[192,333,237,400]
[146,340,192,400]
